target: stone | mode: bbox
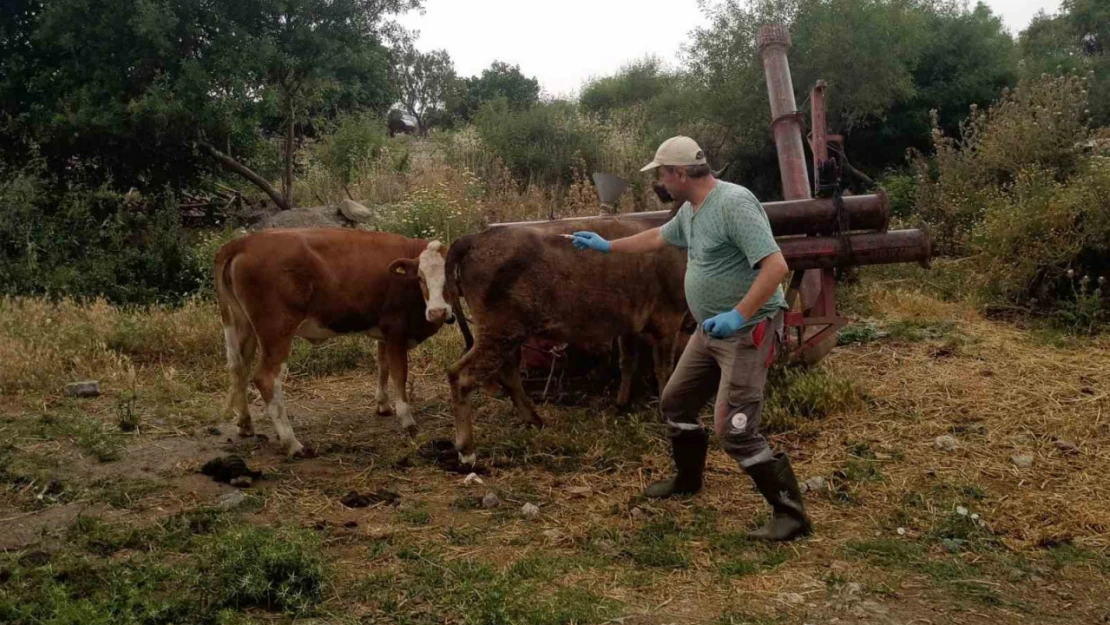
[780,592,806,605]
[217,490,247,510]
[64,380,100,398]
[630,507,645,520]
[803,476,827,493]
[463,472,484,485]
[942,538,967,553]
[566,486,592,498]
[542,529,564,542]
[482,492,501,509]
[339,199,374,223]
[259,205,349,229]
[521,503,540,518]
[934,435,960,452]
[1011,455,1034,468]
[1055,440,1080,456]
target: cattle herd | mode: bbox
[215,218,691,464]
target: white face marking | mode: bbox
[418,241,451,322]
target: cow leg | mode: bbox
[616,334,639,408]
[375,340,392,416]
[499,357,543,428]
[253,336,305,457]
[653,337,676,399]
[449,338,510,465]
[384,339,416,436]
[223,322,257,436]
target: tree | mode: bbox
[450,61,540,123]
[0,0,417,209]
[682,0,1017,197]
[1020,0,1109,127]
[220,0,417,208]
[394,40,457,134]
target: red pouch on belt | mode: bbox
[751,319,775,369]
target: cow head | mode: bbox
[388,241,455,325]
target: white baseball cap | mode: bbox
[640,136,708,172]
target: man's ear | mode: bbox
[388,258,419,278]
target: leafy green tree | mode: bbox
[0,0,415,209]
[1020,0,1109,127]
[682,0,1017,196]
[394,40,457,134]
[450,61,540,123]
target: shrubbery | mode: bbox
[0,158,206,305]
[909,74,1109,330]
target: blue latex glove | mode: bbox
[703,309,746,339]
[571,231,610,253]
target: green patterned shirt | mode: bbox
[660,181,787,326]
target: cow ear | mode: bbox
[388,258,418,278]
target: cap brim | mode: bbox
[639,160,662,172]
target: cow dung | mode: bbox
[201,456,262,484]
[418,439,490,475]
[341,489,401,508]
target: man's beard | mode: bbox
[654,182,686,217]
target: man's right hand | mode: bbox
[571,231,611,253]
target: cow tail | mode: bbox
[446,236,475,354]
[213,243,248,331]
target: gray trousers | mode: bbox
[660,311,783,467]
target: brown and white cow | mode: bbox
[446,218,690,463]
[214,228,454,456]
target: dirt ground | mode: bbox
[2,284,1109,625]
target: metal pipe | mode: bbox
[489,192,891,236]
[758,24,811,201]
[780,229,932,270]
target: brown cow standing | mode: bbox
[446,218,689,464]
[214,229,454,456]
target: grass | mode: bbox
[2,511,327,623]
[1,234,1109,622]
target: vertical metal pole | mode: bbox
[758,24,811,201]
[758,24,821,309]
[811,80,829,196]
[759,24,838,363]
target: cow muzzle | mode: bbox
[427,307,451,324]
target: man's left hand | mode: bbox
[703,309,746,339]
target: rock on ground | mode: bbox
[934,435,960,452]
[64,380,100,398]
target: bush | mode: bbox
[910,74,1109,328]
[475,100,602,188]
[0,158,205,305]
[911,74,1091,256]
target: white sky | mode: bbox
[397,0,1063,98]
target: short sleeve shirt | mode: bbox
[660,181,788,325]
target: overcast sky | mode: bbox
[397,0,1063,98]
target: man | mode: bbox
[571,136,812,541]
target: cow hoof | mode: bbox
[286,442,307,458]
[458,452,477,466]
[237,425,255,438]
[404,423,418,438]
[376,405,394,417]
[292,445,317,459]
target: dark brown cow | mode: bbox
[446,218,689,463]
[214,229,454,456]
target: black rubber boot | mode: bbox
[644,428,709,498]
[743,452,813,541]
